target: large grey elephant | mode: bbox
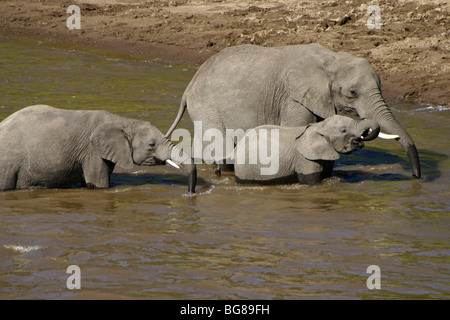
[0,105,196,192]
[234,115,380,185]
[166,44,421,178]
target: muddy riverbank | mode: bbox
[0,0,448,107]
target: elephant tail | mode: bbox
[165,94,187,138]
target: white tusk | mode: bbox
[166,159,181,169]
[378,132,400,140]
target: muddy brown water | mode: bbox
[0,38,449,299]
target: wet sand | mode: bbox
[0,0,448,107]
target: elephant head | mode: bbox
[285,45,421,178]
[90,119,197,193]
[296,115,380,160]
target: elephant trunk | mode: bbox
[168,142,197,194]
[357,89,421,178]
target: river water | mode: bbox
[0,37,448,299]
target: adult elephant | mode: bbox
[0,105,196,192]
[166,44,421,178]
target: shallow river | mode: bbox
[0,37,449,299]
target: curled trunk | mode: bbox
[357,89,421,178]
[356,119,380,141]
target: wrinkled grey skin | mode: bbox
[0,105,196,192]
[234,115,380,185]
[166,44,420,178]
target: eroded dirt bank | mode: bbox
[0,0,448,106]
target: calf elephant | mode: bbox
[234,115,380,185]
[0,105,196,192]
[166,44,420,178]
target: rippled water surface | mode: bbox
[0,38,449,299]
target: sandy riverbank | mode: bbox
[0,0,448,106]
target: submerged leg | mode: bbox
[214,163,235,176]
[0,167,18,191]
[82,157,115,189]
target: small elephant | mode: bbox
[0,105,196,192]
[233,115,380,185]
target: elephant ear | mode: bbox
[284,57,335,120]
[295,125,340,161]
[90,122,134,169]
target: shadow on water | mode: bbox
[113,145,447,187]
[334,170,412,183]
[65,171,191,189]
[110,171,210,190]
[110,172,188,188]
[417,149,449,182]
[335,147,447,183]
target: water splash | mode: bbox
[414,104,450,112]
[3,244,45,254]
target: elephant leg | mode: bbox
[296,172,323,185]
[295,160,330,185]
[82,157,115,189]
[192,111,232,174]
[215,163,235,176]
[0,152,20,190]
[296,161,333,184]
[213,134,235,176]
[0,166,18,191]
[320,161,334,180]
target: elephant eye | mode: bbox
[148,142,156,148]
[349,89,357,97]
[341,127,347,133]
